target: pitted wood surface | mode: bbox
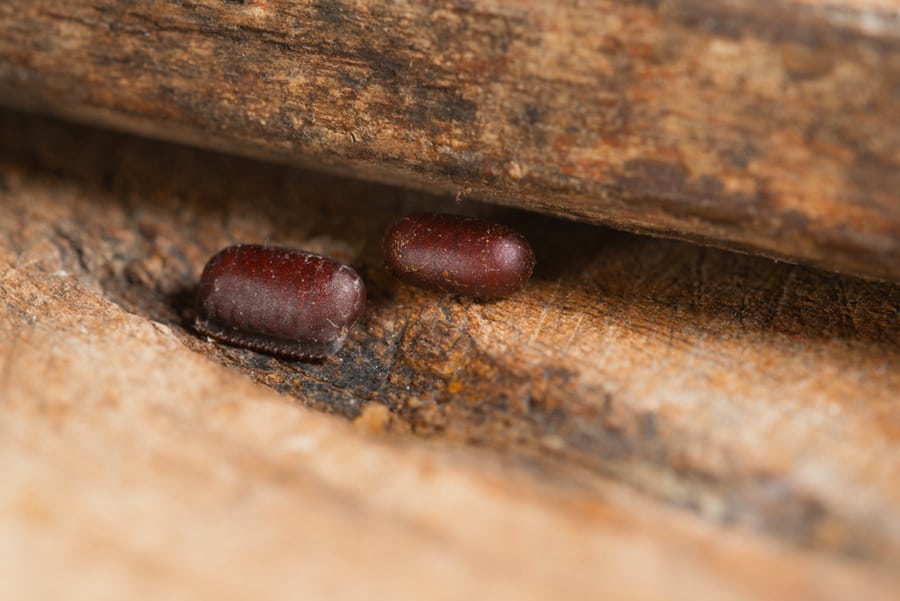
[0,1,898,281]
[1,111,899,599]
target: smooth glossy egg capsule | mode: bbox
[195,244,366,359]
[383,213,535,299]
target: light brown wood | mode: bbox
[1,110,899,599]
[0,0,898,281]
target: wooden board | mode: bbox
[1,110,899,600]
[0,0,898,281]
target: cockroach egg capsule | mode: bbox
[195,244,366,359]
[383,213,535,299]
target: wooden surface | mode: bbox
[1,0,899,282]
[2,110,900,600]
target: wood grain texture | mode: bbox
[0,1,898,281]
[1,110,899,599]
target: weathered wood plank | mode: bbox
[1,110,899,598]
[0,1,898,281]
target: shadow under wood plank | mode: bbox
[1,109,899,575]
